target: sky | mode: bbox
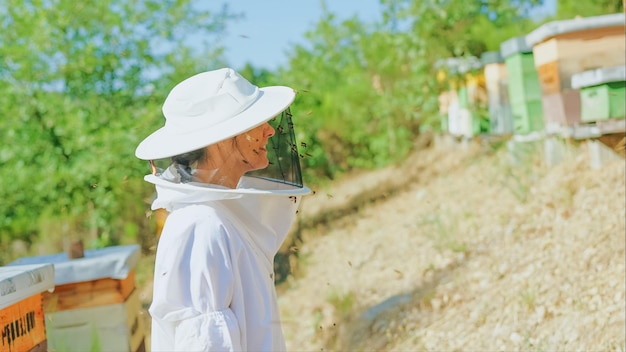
[206,0,557,71]
[205,1,383,71]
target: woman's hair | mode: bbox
[171,148,205,183]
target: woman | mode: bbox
[135,68,310,351]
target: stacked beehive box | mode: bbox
[435,56,485,138]
[526,13,626,131]
[435,57,463,137]
[10,245,144,352]
[571,65,626,167]
[500,36,544,135]
[481,51,513,135]
[572,65,626,124]
[0,264,54,352]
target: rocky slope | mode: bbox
[278,136,626,351]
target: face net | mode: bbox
[245,108,303,187]
[148,108,304,190]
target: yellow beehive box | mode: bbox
[0,264,55,352]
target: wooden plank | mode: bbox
[536,61,561,95]
[532,34,625,67]
[43,270,135,312]
[0,293,46,352]
[541,89,581,127]
[126,290,145,352]
[134,339,146,352]
[551,25,624,42]
[28,340,47,352]
[572,119,626,140]
[46,289,144,352]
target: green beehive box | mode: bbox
[505,53,543,105]
[511,100,545,135]
[473,113,491,135]
[572,66,626,123]
[579,82,625,122]
[505,52,536,76]
[458,86,469,108]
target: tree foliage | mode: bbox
[1,0,620,262]
[0,0,235,261]
[278,0,543,182]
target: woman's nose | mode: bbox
[264,122,275,138]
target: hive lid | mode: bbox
[526,13,625,47]
[481,51,503,65]
[500,36,533,58]
[9,244,140,285]
[434,56,482,74]
[0,263,55,310]
[571,65,626,89]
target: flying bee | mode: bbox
[300,142,307,148]
[288,196,297,203]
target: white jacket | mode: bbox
[147,175,308,351]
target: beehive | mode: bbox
[434,56,486,137]
[482,51,513,134]
[572,65,626,123]
[10,245,144,352]
[0,264,55,352]
[526,13,626,128]
[500,36,544,135]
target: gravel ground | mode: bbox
[278,136,626,351]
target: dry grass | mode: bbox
[278,136,626,351]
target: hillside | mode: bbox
[136,134,625,351]
[276,135,626,351]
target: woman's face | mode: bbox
[234,122,275,171]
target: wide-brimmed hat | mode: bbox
[135,68,296,160]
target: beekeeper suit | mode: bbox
[135,68,310,351]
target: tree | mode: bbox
[278,0,543,180]
[0,0,236,262]
[555,0,623,19]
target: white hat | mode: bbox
[135,68,296,160]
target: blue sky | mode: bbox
[206,0,383,70]
[207,0,557,71]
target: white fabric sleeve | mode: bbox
[149,208,243,351]
[174,310,242,352]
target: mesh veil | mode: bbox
[245,108,303,187]
[148,107,304,190]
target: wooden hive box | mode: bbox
[434,56,482,137]
[500,36,545,135]
[482,51,513,134]
[0,264,55,352]
[527,13,626,128]
[45,289,144,352]
[572,65,626,123]
[10,245,144,352]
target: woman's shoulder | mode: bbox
[164,204,237,244]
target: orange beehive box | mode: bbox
[43,270,136,311]
[10,245,143,352]
[0,264,55,352]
